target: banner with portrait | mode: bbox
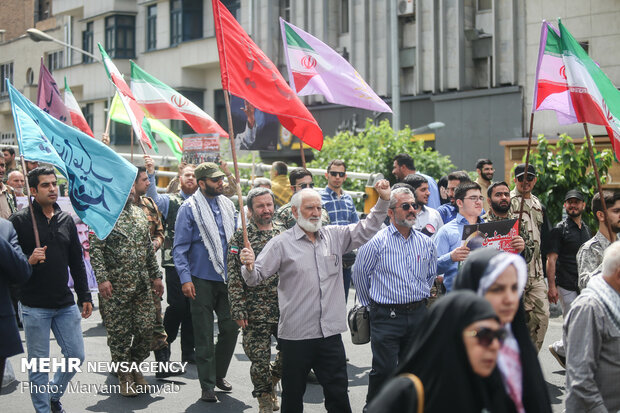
[461,219,519,253]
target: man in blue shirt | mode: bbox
[320,159,359,300]
[392,154,441,209]
[173,162,239,403]
[433,181,484,292]
[436,170,472,224]
[353,187,437,404]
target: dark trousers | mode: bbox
[190,277,239,390]
[367,303,427,402]
[280,334,351,413]
[342,267,352,301]
[163,266,194,355]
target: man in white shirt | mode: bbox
[403,174,443,237]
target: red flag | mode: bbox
[211,0,323,150]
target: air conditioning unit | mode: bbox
[398,0,414,16]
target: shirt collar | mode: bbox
[456,212,482,224]
[180,189,191,199]
[324,186,340,198]
[388,222,414,238]
[292,223,322,241]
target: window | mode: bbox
[82,22,94,63]
[170,0,203,46]
[82,103,94,131]
[340,0,349,33]
[35,0,51,23]
[477,0,492,11]
[105,15,136,59]
[46,51,64,72]
[171,89,204,136]
[214,90,227,133]
[147,5,157,51]
[1,62,13,96]
[279,0,290,22]
[579,41,589,55]
[222,0,241,21]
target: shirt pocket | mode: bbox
[323,254,340,277]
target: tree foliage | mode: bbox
[518,134,613,231]
[308,119,455,194]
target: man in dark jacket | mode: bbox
[0,218,31,382]
[10,167,92,413]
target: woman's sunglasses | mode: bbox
[464,327,507,347]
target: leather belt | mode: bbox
[371,299,427,312]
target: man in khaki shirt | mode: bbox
[0,156,17,219]
[475,158,494,212]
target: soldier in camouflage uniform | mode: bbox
[483,181,535,263]
[576,191,620,290]
[228,188,283,412]
[90,185,164,396]
[509,164,548,352]
[273,167,330,229]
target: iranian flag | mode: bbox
[130,62,228,137]
[64,77,95,137]
[280,18,391,113]
[98,43,154,149]
[532,21,577,124]
[559,21,620,158]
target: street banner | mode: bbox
[7,80,137,239]
[211,0,323,150]
[280,18,391,113]
[98,43,155,149]
[461,219,519,253]
[37,58,71,125]
[64,77,95,137]
[130,61,228,137]
[182,134,220,164]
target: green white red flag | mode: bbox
[280,18,391,113]
[558,21,620,158]
[64,77,95,137]
[130,62,228,137]
[211,0,323,150]
[98,43,154,149]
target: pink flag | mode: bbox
[37,58,72,125]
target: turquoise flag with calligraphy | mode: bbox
[7,80,137,239]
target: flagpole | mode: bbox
[19,155,41,248]
[130,128,134,163]
[102,109,112,145]
[582,123,615,242]
[224,91,250,248]
[299,138,306,168]
[517,112,535,225]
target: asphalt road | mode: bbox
[2,293,568,413]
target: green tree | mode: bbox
[308,119,455,195]
[517,134,613,231]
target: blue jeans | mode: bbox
[20,304,85,413]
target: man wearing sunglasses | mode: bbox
[273,167,330,230]
[173,162,239,403]
[320,160,359,300]
[353,187,437,406]
[508,163,549,352]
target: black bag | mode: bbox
[348,293,370,345]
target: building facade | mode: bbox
[0,0,619,176]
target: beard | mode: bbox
[297,214,322,232]
[482,172,494,181]
[566,209,582,218]
[490,200,510,214]
[394,214,416,228]
[254,213,274,226]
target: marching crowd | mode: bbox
[1,146,620,413]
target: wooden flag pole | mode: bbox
[19,154,41,248]
[102,108,112,145]
[517,112,536,225]
[299,138,306,168]
[582,123,615,242]
[224,91,250,248]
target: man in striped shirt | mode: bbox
[353,187,438,404]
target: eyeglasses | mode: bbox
[517,175,535,182]
[209,177,224,183]
[329,171,346,178]
[464,196,484,202]
[464,327,507,347]
[396,202,419,211]
[296,182,314,189]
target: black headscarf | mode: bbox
[454,248,552,413]
[394,291,509,413]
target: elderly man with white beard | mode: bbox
[353,187,437,406]
[240,180,392,413]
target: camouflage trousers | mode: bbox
[523,275,549,352]
[101,284,155,363]
[151,291,168,351]
[242,321,282,397]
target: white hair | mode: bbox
[602,240,620,277]
[389,187,414,209]
[290,188,320,210]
